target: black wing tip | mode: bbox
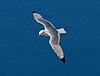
[32,11,37,14]
[60,57,65,63]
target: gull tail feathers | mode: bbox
[57,28,66,34]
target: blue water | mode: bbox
[0,0,100,76]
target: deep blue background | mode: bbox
[0,0,100,76]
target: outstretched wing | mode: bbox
[32,12,56,30]
[49,35,65,63]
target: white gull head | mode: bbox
[39,30,48,36]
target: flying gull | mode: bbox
[32,11,66,63]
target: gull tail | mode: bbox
[57,28,66,34]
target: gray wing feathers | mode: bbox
[50,43,64,59]
[33,13,55,30]
[49,35,64,59]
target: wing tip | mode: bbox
[60,56,65,63]
[32,11,37,14]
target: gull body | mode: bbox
[32,11,66,63]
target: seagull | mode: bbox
[32,11,66,63]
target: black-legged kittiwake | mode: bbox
[32,11,66,63]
